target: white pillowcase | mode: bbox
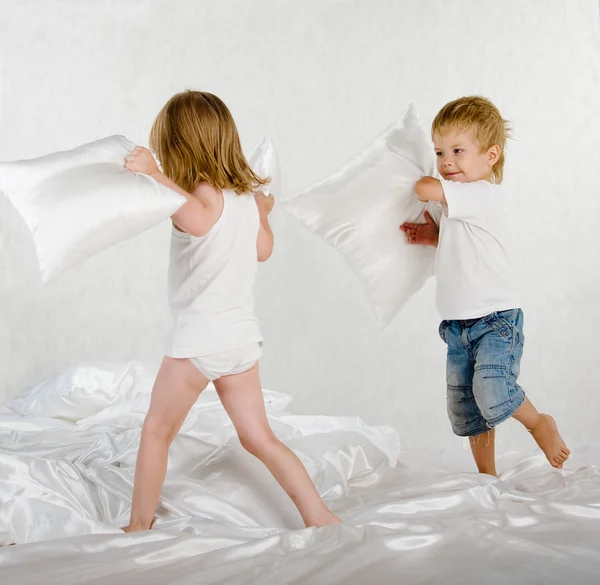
[0,135,185,282]
[249,134,281,196]
[7,361,293,423]
[75,384,293,429]
[7,361,160,421]
[282,105,438,327]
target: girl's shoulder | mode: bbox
[188,182,225,227]
[191,182,222,200]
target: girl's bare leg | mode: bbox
[214,363,341,527]
[124,357,209,531]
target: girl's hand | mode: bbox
[125,146,160,176]
[254,191,275,215]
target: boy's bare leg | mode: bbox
[469,429,497,477]
[512,398,570,468]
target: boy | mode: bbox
[400,96,569,476]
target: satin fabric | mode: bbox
[282,104,439,328]
[0,385,399,546]
[7,362,160,421]
[249,135,281,197]
[0,136,185,282]
[1,389,599,584]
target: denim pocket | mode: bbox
[474,364,514,419]
[488,316,513,341]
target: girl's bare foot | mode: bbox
[310,513,342,528]
[529,414,570,469]
[122,518,156,532]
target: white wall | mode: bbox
[1,0,599,454]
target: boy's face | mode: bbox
[433,130,499,183]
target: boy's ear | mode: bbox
[487,144,500,167]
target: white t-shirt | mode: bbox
[435,179,520,320]
[165,190,263,358]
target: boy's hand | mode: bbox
[254,191,275,215]
[125,146,160,176]
[400,211,439,246]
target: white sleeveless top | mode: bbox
[165,190,263,358]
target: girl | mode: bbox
[123,90,340,531]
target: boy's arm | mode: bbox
[255,192,274,262]
[125,146,215,237]
[415,176,447,204]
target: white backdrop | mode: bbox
[1,0,599,455]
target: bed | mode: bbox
[0,363,599,584]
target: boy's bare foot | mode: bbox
[529,414,570,469]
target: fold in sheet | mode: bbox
[1,388,599,584]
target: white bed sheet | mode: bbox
[0,390,599,584]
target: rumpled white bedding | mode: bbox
[0,386,599,584]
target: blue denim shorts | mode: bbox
[439,309,526,437]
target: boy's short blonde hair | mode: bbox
[431,96,511,184]
[150,90,268,195]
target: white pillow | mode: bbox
[75,385,293,429]
[249,134,281,196]
[282,105,438,328]
[7,361,160,421]
[0,135,185,282]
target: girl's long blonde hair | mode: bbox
[150,90,268,194]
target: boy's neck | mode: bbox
[460,174,493,184]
